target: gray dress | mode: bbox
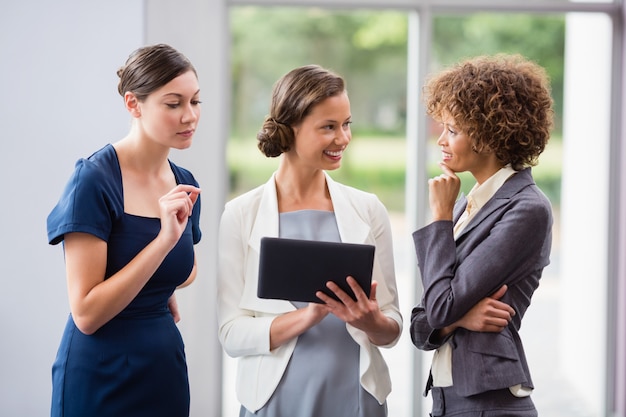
[240,210,387,417]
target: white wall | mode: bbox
[560,12,612,416]
[0,1,226,416]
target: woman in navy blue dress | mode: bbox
[47,44,202,417]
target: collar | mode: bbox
[467,165,517,212]
[248,171,371,253]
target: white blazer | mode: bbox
[217,172,402,412]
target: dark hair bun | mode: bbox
[257,118,293,157]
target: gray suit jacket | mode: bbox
[410,168,552,397]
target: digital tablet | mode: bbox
[257,237,375,303]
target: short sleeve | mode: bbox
[47,157,121,245]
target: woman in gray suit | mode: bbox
[410,54,554,416]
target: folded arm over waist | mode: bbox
[413,200,551,328]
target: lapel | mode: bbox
[248,172,372,248]
[242,174,286,313]
[455,168,534,239]
[325,172,371,245]
[248,174,281,253]
[242,172,371,313]
[454,193,468,224]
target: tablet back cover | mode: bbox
[257,237,375,303]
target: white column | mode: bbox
[144,1,229,416]
[560,12,612,416]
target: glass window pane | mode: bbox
[225,7,613,417]
[225,6,412,417]
[228,6,409,206]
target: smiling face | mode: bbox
[129,70,201,150]
[437,112,501,183]
[287,92,352,172]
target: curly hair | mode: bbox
[257,65,345,158]
[423,54,554,170]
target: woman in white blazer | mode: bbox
[217,65,402,417]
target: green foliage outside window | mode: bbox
[229,7,565,210]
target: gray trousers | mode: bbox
[430,386,538,417]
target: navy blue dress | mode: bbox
[47,144,201,417]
